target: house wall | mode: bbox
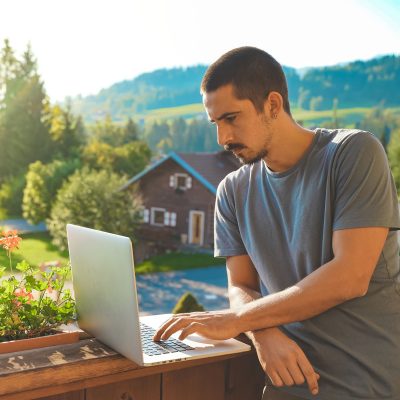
[128,159,216,262]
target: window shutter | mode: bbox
[170,212,177,227]
[164,212,170,226]
[143,209,150,223]
[186,176,192,189]
[169,175,175,187]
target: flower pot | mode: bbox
[0,330,80,354]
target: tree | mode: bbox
[144,121,170,151]
[22,159,81,224]
[309,96,323,111]
[332,98,339,129]
[0,41,53,178]
[43,102,85,159]
[124,117,140,142]
[0,39,18,105]
[170,118,187,151]
[0,173,26,217]
[356,107,396,152]
[47,168,142,250]
[297,88,310,110]
[90,114,121,145]
[82,140,151,177]
[89,115,141,146]
[387,127,400,196]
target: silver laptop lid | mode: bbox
[66,224,144,364]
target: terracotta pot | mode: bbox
[0,330,80,354]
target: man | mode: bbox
[154,47,400,399]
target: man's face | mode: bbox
[203,84,273,165]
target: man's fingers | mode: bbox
[179,322,203,340]
[287,363,306,386]
[159,318,189,341]
[276,366,295,386]
[154,317,189,341]
[153,317,176,341]
[296,352,319,395]
[267,371,284,388]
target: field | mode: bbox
[0,232,69,271]
[0,232,223,274]
[136,104,400,127]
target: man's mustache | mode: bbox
[224,143,245,152]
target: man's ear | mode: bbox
[264,91,283,118]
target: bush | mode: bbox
[22,159,81,224]
[0,174,26,217]
[47,168,142,250]
[388,128,400,196]
[82,140,151,177]
[172,292,205,314]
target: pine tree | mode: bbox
[0,41,53,178]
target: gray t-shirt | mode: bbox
[215,129,400,400]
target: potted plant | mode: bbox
[0,230,78,353]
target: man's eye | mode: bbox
[226,116,236,123]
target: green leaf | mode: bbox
[16,260,30,272]
[24,274,38,288]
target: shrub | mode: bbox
[0,230,76,341]
[22,159,81,224]
[0,174,26,217]
[47,168,142,250]
[172,292,205,314]
[82,140,151,177]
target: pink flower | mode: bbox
[0,230,22,253]
[13,287,34,306]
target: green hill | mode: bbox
[69,55,400,123]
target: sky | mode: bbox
[1,0,399,102]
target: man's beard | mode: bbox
[225,144,268,165]
[225,115,273,165]
[240,148,267,165]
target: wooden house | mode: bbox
[122,151,240,262]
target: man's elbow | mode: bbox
[341,279,370,301]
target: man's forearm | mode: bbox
[228,284,265,342]
[236,258,364,333]
[229,284,261,308]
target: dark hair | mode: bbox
[201,46,291,116]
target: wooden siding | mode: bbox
[130,158,216,261]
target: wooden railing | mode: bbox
[0,335,265,400]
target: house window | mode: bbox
[150,208,177,227]
[176,175,187,189]
[169,173,192,190]
[151,208,165,226]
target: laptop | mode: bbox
[66,224,250,366]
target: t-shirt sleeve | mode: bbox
[333,131,400,231]
[214,178,247,257]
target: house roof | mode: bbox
[121,150,240,194]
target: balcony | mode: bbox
[0,332,265,400]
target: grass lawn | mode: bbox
[135,252,224,274]
[138,104,400,128]
[0,232,69,272]
[0,231,223,274]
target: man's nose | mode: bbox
[217,125,233,147]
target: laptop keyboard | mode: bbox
[140,322,195,356]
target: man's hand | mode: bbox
[153,310,241,341]
[252,327,320,396]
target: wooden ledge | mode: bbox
[0,336,255,400]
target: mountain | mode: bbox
[298,55,400,110]
[69,55,400,123]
